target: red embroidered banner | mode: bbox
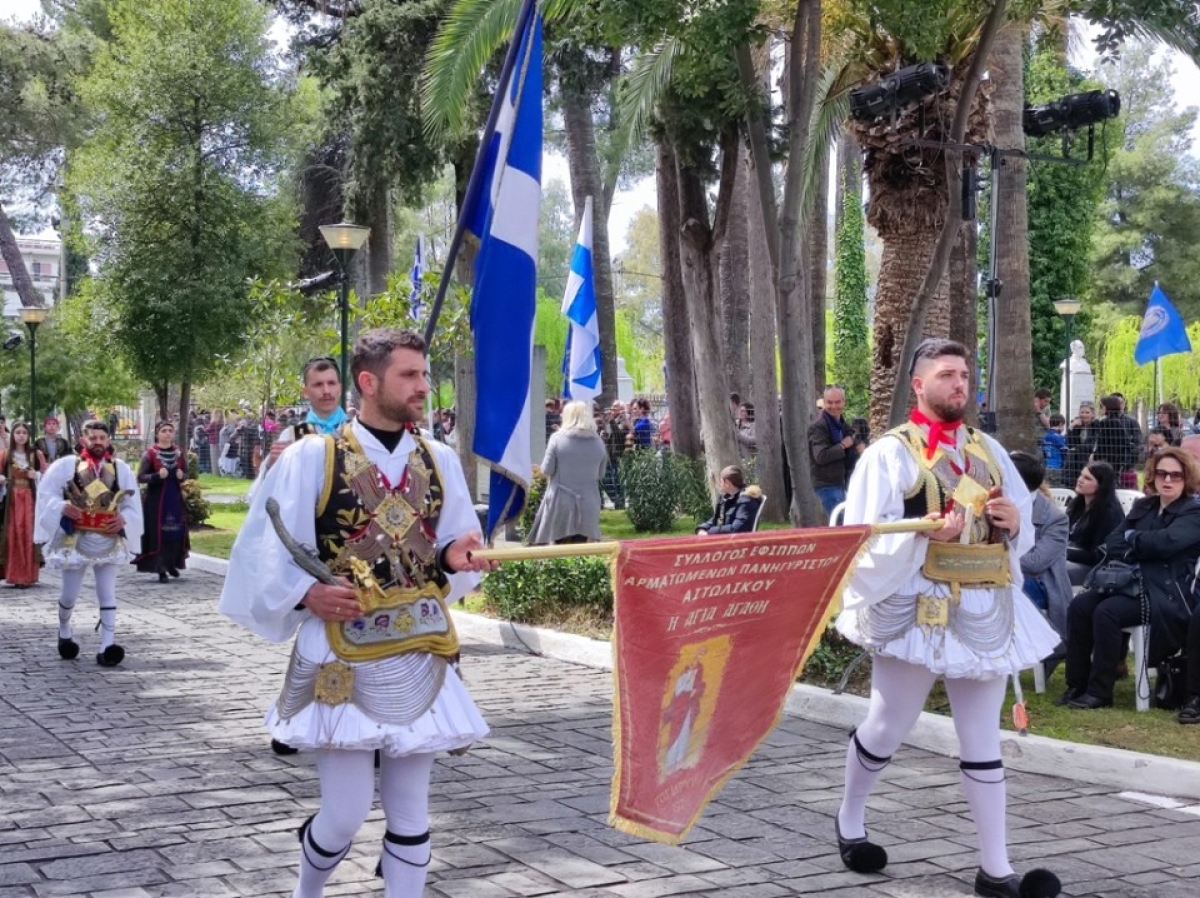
[608,526,873,844]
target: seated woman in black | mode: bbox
[1063,448,1200,709]
[696,464,763,536]
[1064,461,1125,586]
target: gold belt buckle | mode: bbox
[916,594,950,628]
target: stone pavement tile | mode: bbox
[0,866,38,888]
[482,869,574,896]
[619,843,727,875]
[694,884,791,898]
[603,874,717,897]
[490,847,629,889]
[429,878,520,898]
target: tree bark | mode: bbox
[885,0,1011,427]
[561,73,618,407]
[948,223,979,377]
[869,223,944,433]
[365,183,392,298]
[676,145,740,489]
[834,131,861,224]
[808,142,830,389]
[0,201,42,308]
[657,142,701,459]
[720,157,751,399]
[775,0,823,526]
[178,382,192,445]
[989,20,1036,454]
[743,142,786,522]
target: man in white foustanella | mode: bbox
[36,420,143,667]
[833,339,1062,898]
[220,327,495,898]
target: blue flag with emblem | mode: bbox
[561,195,602,403]
[1134,284,1191,365]
[463,7,543,539]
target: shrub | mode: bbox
[619,450,678,532]
[182,479,212,529]
[517,466,548,540]
[801,625,868,690]
[187,450,200,481]
[481,556,613,622]
[671,454,716,522]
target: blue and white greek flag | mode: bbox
[464,8,543,538]
[409,235,426,323]
[561,195,602,404]
[1134,283,1191,365]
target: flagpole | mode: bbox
[471,519,944,562]
[422,0,539,352]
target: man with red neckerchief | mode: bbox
[35,420,143,668]
[831,339,1062,898]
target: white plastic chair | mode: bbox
[1116,489,1142,515]
[751,495,768,532]
[829,501,846,526]
[1049,488,1075,511]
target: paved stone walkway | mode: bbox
[3,567,1200,898]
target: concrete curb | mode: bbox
[192,552,1200,802]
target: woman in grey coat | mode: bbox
[527,400,608,545]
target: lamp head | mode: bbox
[1023,89,1120,138]
[319,222,371,252]
[1053,297,1082,319]
[18,305,48,327]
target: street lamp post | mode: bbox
[318,222,372,409]
[18,306,49,439]
[1053,296,1082,425]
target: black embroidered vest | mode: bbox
[314,431,458,661]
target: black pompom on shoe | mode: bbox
[975,867,1061,898]
[96,645,125,667]
[836,818,887,874]
[271,739,299,756]
[57,637,80,660]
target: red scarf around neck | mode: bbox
[910,409,962,460]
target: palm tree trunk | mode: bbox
[657,142,701,459]
[776,0,823,526]
[677,151,740,489]
[990,20,1036,454]
[720,158,751,399]
[743,143,786,522]
[561,72,618,406]
[808,142,830,389]
[948,223,979,385]
[869,222,943,433]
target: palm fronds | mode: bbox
[611,36,683,163]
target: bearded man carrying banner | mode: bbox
[220,328,495,898]
[833,339,1062,898]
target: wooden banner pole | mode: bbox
[470,519,945,563]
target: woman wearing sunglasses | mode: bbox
[1062,447,1200,709]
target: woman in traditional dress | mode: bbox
[133,421,189,582]
[0,422,42,586]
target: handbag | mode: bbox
[1084,559,1140,594]
[1153,655,1188,711]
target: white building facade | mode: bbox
[0,234,62,316]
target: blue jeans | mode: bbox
[816,486,846,521]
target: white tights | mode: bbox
[58,565,119,650]
[294,750,436,898]
[838,655,1012,878]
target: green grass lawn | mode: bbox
[195,473,253,497]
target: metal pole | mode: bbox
[422,0,539,352]
[1063,315,1073,423]
[339,274,349,410]
[28,323,37,439]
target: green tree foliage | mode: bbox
[1024,39,1110,397]
[539,178,577,297]
[1097,315,1200,411]
[300,0,447,219]
[0,277,140,421]
[69,0,306,410]
[613,205,662,347]
[831,182,869,418]
[1089,41,1200,319]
